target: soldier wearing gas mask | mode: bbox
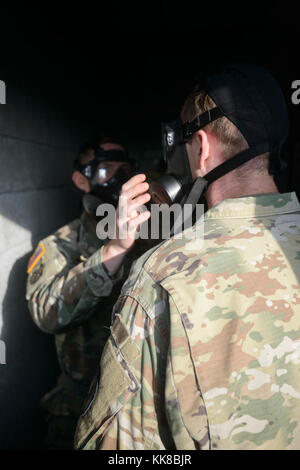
[26,137,151,449]
[75,64,300,450]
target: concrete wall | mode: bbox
[0,84,84,448]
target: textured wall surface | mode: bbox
[0,84,84,448]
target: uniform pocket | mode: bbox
[75,315,140,449]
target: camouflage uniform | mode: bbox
[26,211,151,449]
[75,192,300,450]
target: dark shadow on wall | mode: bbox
[0,164,82,449]
[0,251,60,449]
[0,187,82,450]
[0,181,83,449]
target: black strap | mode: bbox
[171,178,207,237]
[205,141,270,185]
[183,107,224,140]
[185,177,208,207]
[175,142,271,220]
[172,142,270,237]
[95,148,129,163]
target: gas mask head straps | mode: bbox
[150,62,289,210]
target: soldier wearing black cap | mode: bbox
[26,137,152,449]
[75,64,300,450]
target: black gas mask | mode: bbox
[74,146,133,217]
[150,107,224,207]
[150,63,289,210]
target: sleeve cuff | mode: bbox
[84,245,124,297]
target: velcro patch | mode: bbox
[27,243,46,274]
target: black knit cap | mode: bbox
[203,62,289,176]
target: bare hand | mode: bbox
[102,174,151,275]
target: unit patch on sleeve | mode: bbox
[27,243,46,274]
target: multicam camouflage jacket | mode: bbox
[26,211,151,417]
[75,192,300,450]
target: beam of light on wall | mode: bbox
[0,80,6,104]
[0,215,33,337]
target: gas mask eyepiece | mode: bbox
[75,147,133,216]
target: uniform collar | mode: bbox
[205,192,300,219]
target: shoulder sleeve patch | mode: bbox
[27,243,46,274]
[26,237,68,300]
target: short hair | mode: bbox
[182,86,270,176]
